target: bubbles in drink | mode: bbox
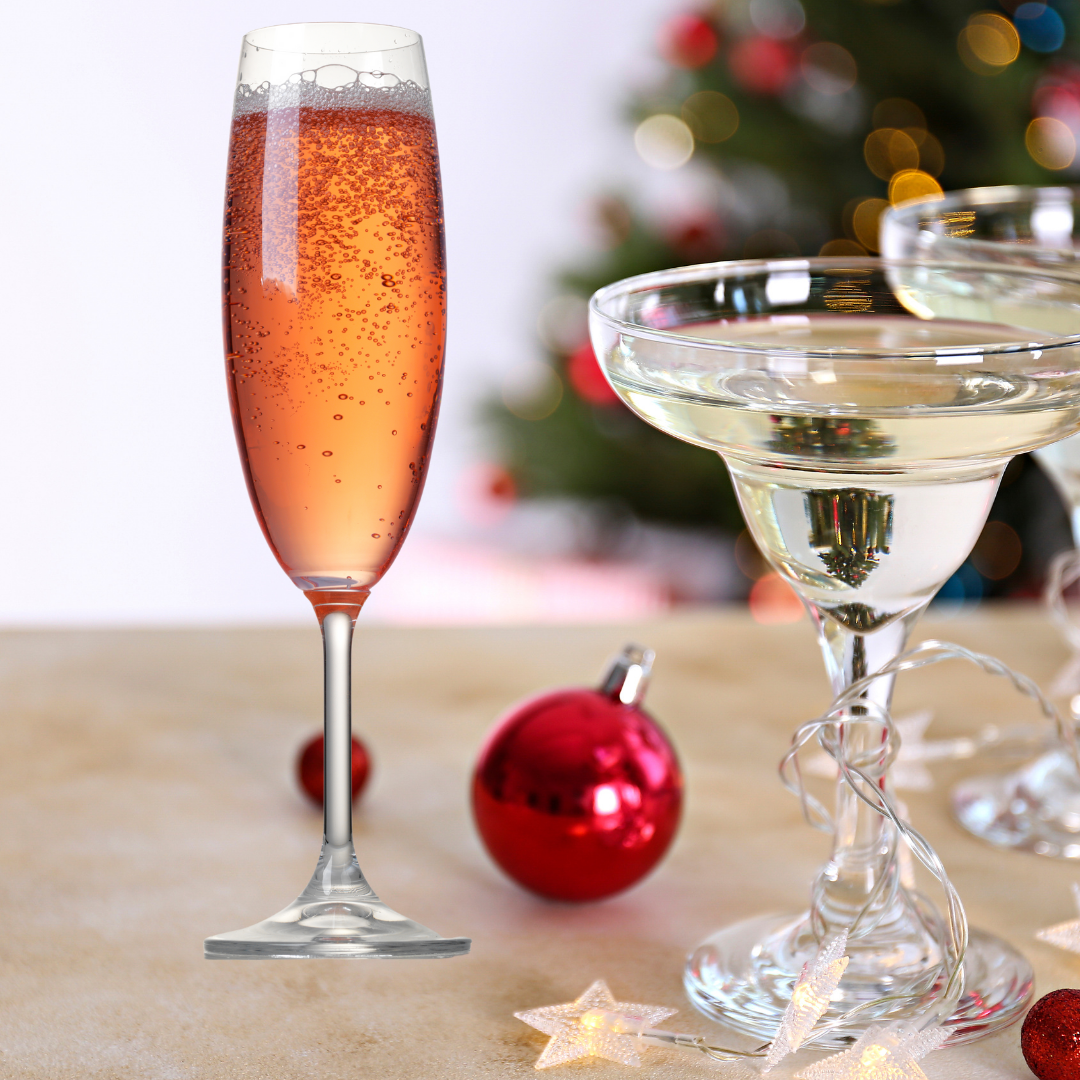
[225,90,444,589]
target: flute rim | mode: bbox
[589,255,1080,361]
[241,21,422,57]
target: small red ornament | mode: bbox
[728,36,796,95]
[1022,989,1080,1080]
[660,13,720,70]
[566,341,621,406]
[472,645,683,902]
[296,733,371,807]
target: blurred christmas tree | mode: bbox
[490,0,1078,595]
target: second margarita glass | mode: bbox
[884,186,1080,859]
[590,257,1080,1043]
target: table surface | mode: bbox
[2,607,1076,1079]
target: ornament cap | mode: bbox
[600,643,655,706]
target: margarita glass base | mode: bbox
[953,748,1080,859]
[684,914,1032,1048]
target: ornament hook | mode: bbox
[600,644,655,706]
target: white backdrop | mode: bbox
[1,0,679,624]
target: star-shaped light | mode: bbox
[1036,882,1080,954]
[804,711,971,792]
[514,979,677,1069]
[796,1021,949,1079]
[763,930,850,1072]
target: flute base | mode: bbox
[684,914,1032,1048]
[205,897,472,958]
[953,749,1080,859]
[205,839,471,959]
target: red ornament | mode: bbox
[728,36,796,95]
[566,341,621,406]
[660,13,720,70]
[472,646,683,902]
[1022,989,1080,1080]
[296,733,371,807]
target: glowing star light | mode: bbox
[1036,881,1080,954]
[514,979,677,1069]
[796,1021,949,1080]
[763,929,850,1072]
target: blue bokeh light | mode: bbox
[1014,3,1067,53]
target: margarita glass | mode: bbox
[589,257,1080,1043]
[884,187,1080,859]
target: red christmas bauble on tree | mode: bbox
[660,13,720,70]
[728,36,796,95]
[472,646,682,902]
[297,733,371,807]
[566,341,621,406]
[1022,989,1080,1080]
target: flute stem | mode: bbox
[323,610,353,851]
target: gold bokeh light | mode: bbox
[851,198,890,252]
[1026,117,1077,170]
[864,128,920,180]
[958,12,1021,74]
[872,98,925,132]
[888,169,944,205]
[681,91,739,143]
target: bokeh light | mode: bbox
[537,294,588,354]
[659,13,720,69]
[566,342,620,407]
[734,529,769,581]
[888,169,944,205]
[634,114,695,169]
[958,12,1021,73]
[681,90,739,143]
[1014,3,1066,53]
[801,42,858,95]
[872,98,925,131]
[729,36,797,94]
[1026,116,1077,169]
[502,362,563,421]
[749,572,804,624]
[851,197,890,252]
[864,128,920,179]
[913,131,945,177]
[971,520,1023,580]
[820,239,867,256]
[749,0,806,40]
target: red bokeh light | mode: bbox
[567,341,621,406]
[728,36,797,95]
[660,13,720,69]
[749,572,804,624]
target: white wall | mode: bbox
[1,0,677,624]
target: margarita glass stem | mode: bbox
[811,609,923,937]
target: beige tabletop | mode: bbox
[1,607,1075,1078]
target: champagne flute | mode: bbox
[883,187,1080,859]
[205,22,469,959]
[590,257,1080,1041]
